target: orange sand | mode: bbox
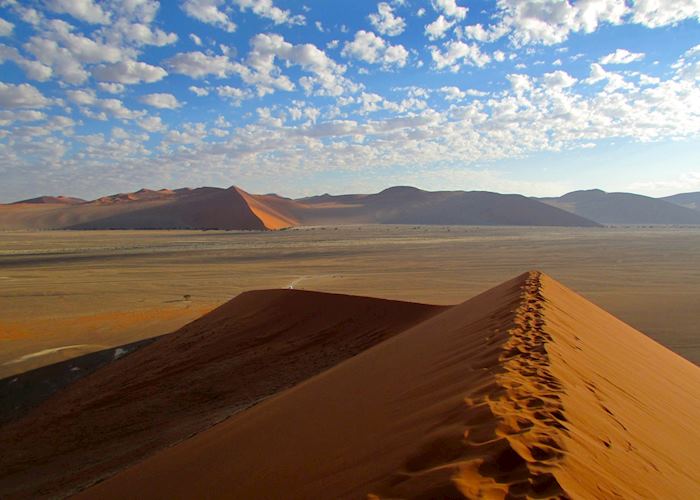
[78,272,700,499]
[0,290,442,498]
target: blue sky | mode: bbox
[0,0,699,202]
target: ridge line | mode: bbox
[454,271,570,498]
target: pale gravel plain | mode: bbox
[1,225,699,377]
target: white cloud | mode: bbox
[471,0,700,48]
[92,60,167,84]
[440,86,487,100]
[67,88,97,105]
[137,115,165,132]
[542,70,577,88]
[216,85,252,104]
[0,17,14,36]
[425,15,454,40]
[431,40,491,71]
[630,0,700,27]
[165,51,239,78]
[0,44,53,81]
[182,0,236,32]
[461,23,509,43]
[98,98,145,120]
[417,8,426,17]
[0,109,47,126]
[431,0,468,20]
[342,31,408,69]
[245,33,354,96]
[190,34,203,46]
[600,48,645,64]
[44,20,122,63]
[369,2,406,36]
[97,82,125,94]
[189,86,210,96]
[585,63,635,91]
[233,0,305,26]
[140,93,182,109]
[46,0,110,24]
[0,82,51,109]
[479,0,627,46]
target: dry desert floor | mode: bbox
[1,225,699,377]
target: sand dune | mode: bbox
[11,196,85,205]
[663,191,700,211]
[540,189,700,225]
[235,187,300,229]
[293,186,600,227]
[78,272,700,499]
[0,290,443,498]
[0,185,600,230]
[0,187,266,231]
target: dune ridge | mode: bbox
[78,271,700,499]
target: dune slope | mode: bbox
[541,189,700,225]
[80,271,700,499]
[0,290,443,498]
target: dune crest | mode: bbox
[78,271,700,499]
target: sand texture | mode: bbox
[2,226,699,379]
[0,290,442,498]
[74,271,700,499]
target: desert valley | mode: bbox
[2,0,700,498]
[1,185,700,498]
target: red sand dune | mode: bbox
[0,185,600,230]
[78,272,700,499]
[0,290,443,498]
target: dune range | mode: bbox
[0,272,698,498]
[0,186,600,230]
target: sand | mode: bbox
[0,290,443,498]
[1,226,699,379]
[77,272,700,499]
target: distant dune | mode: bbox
[75,272,700,499]
[540,189,700,225]
[662,191,700,211]
[0,185,601,230]
[0,290,443,498]
[11,196,86,205]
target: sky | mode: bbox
[0,0,699,202]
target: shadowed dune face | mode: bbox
[78,272,700,500]
[0,290,444,498]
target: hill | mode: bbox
[662,192,700,211]
[0,185,600,230]
[11,196,85,205]
[0,290,444,498]
[540,189,700,225]
[79,272,700,499]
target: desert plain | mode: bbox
[2,224,699,379]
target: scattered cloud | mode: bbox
[342,30,408,69]
[600,48,645,64]
[140,93,182,109]
[92,60,167,84]
[369,3,406,36]
[0,82,51,109]
[182,0,237,32]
